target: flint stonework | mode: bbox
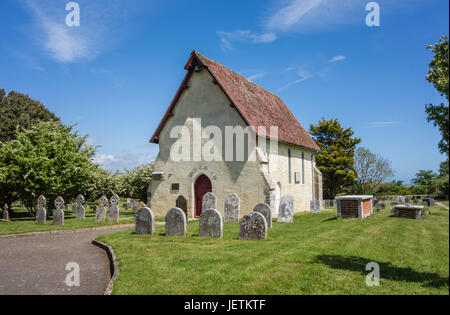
[36,195,47,225]
[224,194,240,223]
[199,208,223,239]
[135,207,155,235]
[202,192,217,213]
[239,212,267,241]
[166,207,187,236]
[277,195,294,223]
[253,203,272,228]
[53,196,65,226]
[310,200,321,214]
[109,194,120,222]
[75,194,85,221]
[96,195,108,221]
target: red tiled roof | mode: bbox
[151,51,320,151]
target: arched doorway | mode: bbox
[274,183,281,216]
[194,174,212,218]
[176,196,188,219]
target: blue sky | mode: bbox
[0,0,448,184]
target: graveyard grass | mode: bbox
[0,207,135,236]
[97,204,449,295]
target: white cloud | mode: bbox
[217,30,277,52]
[246,72,267,82]
[329,55,346,62]
[364,121,401,128]
[265,0,367,33]
[21,0,146,63]
[94,151,155,172]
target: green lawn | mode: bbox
[97,204,449,295]
[0,207,135,236]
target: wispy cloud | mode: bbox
[21,0,145,63]
[94,151,155,172]
[364,121,401,128]
[275,70,312,92]
[246,71,267,82]
[217,30,277,52]
[329,55,346,63]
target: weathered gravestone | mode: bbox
[199,208,223,239]
[109,194,120,222]
[2,204,10,222]
[239,212,267,241]
[277,195,294,223]
[413,199,419,204]
[376,203,385,211]
[422,198,435,206]
[53,196,65,226]
[96,195,108,221]
[310,200,321,214]
[202,192,217,213]
[135,207,155,235]
[166,207,187,236]
[36,195,47,225]
[75,194,85,221]
[254,203,272,228]
[224,194,240,223]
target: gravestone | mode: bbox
[96,195,108,221]
[376,203,385,211]
[199,208,223,239]
[166,207,187,236]
[135,207,155,235]
[224,194,240,223]
[2,204,10,222]
[202,192,217,213]
[277,195,294,223]
[413,199,419,204]
[239,212,267,241]
[36,195,47,225]
[75,194,85,221]
[310,200,321,214]
[109,194,120,222]
[422,198,435,206]
[254,203,272,228]
[398,196,406,204]
[53,196,65,226]
[373,199,379,205]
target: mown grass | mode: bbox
[0,207,135,235]
[97,204,449,295]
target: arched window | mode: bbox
[176,195,188,219]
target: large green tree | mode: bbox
[425,36,449,156]
[309,118,361,198]
[354,147,395,194]
[120,163,153,202]
[0,121,97,212]
[0,89,60,143]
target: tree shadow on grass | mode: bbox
[321,216,337,223]
[315,254,448,289]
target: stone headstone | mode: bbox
[96,195,108,221]
[202,192,217,213]
[135,207,155,235]
[224,194,240,223]
[413,199,419,204]
[166,207,187,236]
[310,200,321,214]
[53,196,65,226]
[75,194,85,221]
[376,203,385,211]
[373,199,379,205]
[36,195,47,225]
[199,208,223,239]
[2,204,10,222]
[254,203,272,228]
[277,195,294,223]
[398,196,406,204]
[422,198,434,206]
[109,194,120,222]
[239,212,267,241]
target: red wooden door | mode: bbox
[194,175,212,218]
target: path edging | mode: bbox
[92,239,120,295]
[0,223,135,240]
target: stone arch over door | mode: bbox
[176,195,188,219]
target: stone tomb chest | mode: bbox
[394,205,423,219]
[335,195,373,219]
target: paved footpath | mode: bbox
[0,225,134,295]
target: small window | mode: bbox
[171,183,180,191]
[288,149,292,183]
